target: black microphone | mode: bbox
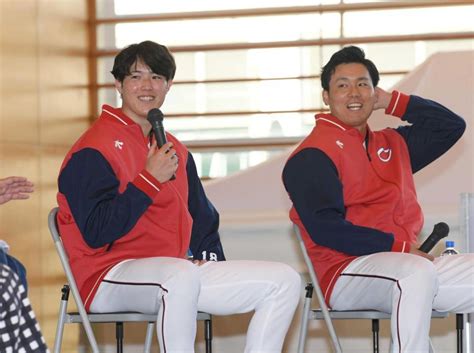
[147,108,176,180]
[418,222,449,253]
[147,108,167,147]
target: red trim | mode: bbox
[316,113,353,131]
[385,91,410,118]
[102,105,137,126]
[133,170,162,199]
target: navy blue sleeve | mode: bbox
[186,153,226,261]
[396,95,466,173]
[283,148,396,256]
[58,148,153,248]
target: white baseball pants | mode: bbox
[90,258,301,353]
[329,252,474,353]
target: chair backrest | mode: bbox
[293,224,333,312]
[48,207,84,309]
[48,207,98,337]
[293,224,344,351]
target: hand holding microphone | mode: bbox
[418,222,449,253]
[410,222,449,261]
[146,108,177,181]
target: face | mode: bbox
[322,63,377,134]
[115,60,172,125]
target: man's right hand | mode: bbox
[146,141,179,183]
[409,245,435,261]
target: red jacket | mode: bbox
[289,92,422,303]
[57,106,193,309]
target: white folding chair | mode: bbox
[48,207,213,353]
[293,224,451,353]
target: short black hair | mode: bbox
[321,46,379,91]
[111,41,176,83]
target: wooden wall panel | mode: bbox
[0,0,89,351]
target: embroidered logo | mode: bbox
[336,140,344,149]
[114,140,124,150]
[377,147,392,162]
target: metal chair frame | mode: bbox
[293,224,461,353]
[48,207,212,353]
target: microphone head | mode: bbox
[433,222,449,237]
[147,108,164,125]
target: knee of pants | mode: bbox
[399,256,439,295]
[284,264,302,295]
[269,263,302,301]
[164,260,201,295]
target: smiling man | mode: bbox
[283,46,473,352]
[57,41,300,353]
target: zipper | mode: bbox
[365,132,372,161]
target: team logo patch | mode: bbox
[377,147,392,162]
[114,140,124,150]
[336,140,344,149]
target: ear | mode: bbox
[114,80,123,94]
[166,80,173,92]
[322,90,329,105]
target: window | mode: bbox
[93,1,474,178]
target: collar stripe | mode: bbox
[103,108,129,126]
[316,117,347,131]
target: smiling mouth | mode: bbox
[138,96,155,101]
[347,103,362,111]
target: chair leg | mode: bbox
[116,322,124,353]
[144,322,154,353]
[372,319,379,353]
[456,313,464,353]
[297,283,313,353]
[205,318,213,353]
[53,285,70,353]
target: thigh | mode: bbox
[433,253,474,312]
[90,257,197,314]
[330,252,436,312]
[196,260,300,315]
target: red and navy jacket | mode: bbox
[283,91,465,305]
[57,105,225,310]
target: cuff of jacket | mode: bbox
[391,239,410,253]
[385,90,410,118]
[133,170,163,199]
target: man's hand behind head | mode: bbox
[373,87,392,111]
